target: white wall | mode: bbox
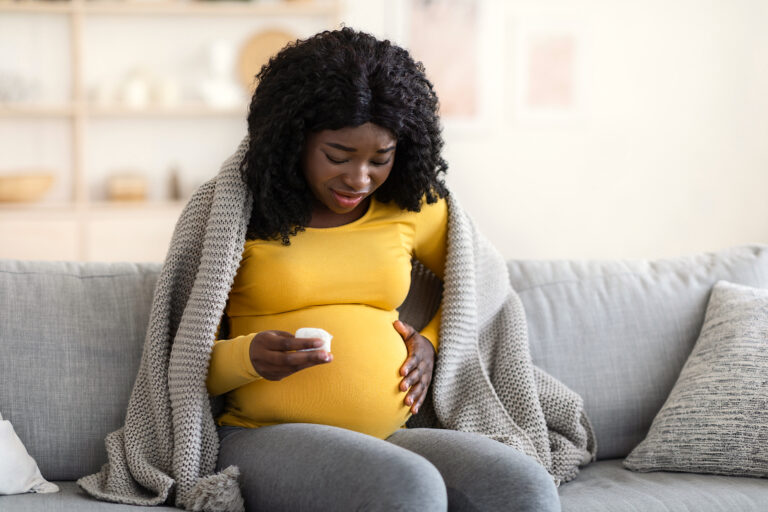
[344,0,768,260]
[2,1,766,261]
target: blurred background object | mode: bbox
[0,171,55,203]
[0,70,44,104]
[199,39,246,108]
[106,171,147,201]
[238,28,298,96]
[167,162,182,201]
[0,0,766,263]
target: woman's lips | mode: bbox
[332,190,365,208]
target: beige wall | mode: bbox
[346,0,768,259]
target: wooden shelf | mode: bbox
[0,0,335,16]
[86,103,248,117]
[0,201,79,212]
[0,0,72,13]
[0,104,75,117]
[88,199,187,211]
[84,0,334,16]
[0,199,187,211]
[0,102,247,117]
[0,0,343,261]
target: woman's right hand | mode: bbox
[249,330,333,381]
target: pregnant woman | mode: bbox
[204,28,560,511]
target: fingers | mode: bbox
[267,347,331,367]
[393,320,416,342]
[264,332,323,352]
[413,389,427,414]
[400,361,414,390]
[399,344,424,376]
[400,357,427,390]
[400,361,432,392]
[404,374,431,414]
[399,343,433,413]
[405,380,425,406]
[400,357,413,377]
[292,354,332,373]
[251,331,333,380]
[403,362,427,393]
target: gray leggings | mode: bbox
[216,423,561,512]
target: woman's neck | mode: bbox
[307,197,371,228]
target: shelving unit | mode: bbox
[0,0,343,261]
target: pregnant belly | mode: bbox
[224,304,413,439]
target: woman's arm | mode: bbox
[206,313,264,397]
[206,313,334,396]
[412,195,448,353]
[418,307,441,353]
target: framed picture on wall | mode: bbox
[507,17,591,125]
[385,0,496,133]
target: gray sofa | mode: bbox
[2,244,768,511]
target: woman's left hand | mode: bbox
[393,319,435,415]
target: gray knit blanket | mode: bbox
[77,133,597,511]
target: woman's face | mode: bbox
[301,122,397,218]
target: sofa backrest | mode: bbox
[508,244,768,460]
[0,257,438,482]
[0,259,162,481]
[2,244,767,480]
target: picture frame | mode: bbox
[384,0,497,134]
[507,16,591,126]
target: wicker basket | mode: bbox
[0,172,55,202]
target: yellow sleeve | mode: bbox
[419,304,441,354]
[412,195,448,281]
[206,312,264,397]
[412,194,448,353]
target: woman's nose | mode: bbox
[343,164,372,189]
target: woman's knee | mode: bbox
[503,454,560,512]
[216,423,448,511]
[356,448,448,511]
[387,428,560,512]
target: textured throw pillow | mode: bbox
[623,280,768,477]
[0,411,59,495]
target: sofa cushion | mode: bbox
[623,280,768,477]
[507,244,768,460]
[0,481,179,511]
[4,465,767,512]
[558,459,768,511]
[0,259,162,481]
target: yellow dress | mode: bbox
[205,194,447,440]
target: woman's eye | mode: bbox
[326,155,347,164]
[325,154,390,166]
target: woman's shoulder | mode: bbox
[371,192,447,227]
[374,191,447,212]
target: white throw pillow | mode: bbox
[0,411,59,495]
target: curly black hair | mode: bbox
[239,26,450,245]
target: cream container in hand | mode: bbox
[295,327,332,353]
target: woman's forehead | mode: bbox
[314,123,396,145]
